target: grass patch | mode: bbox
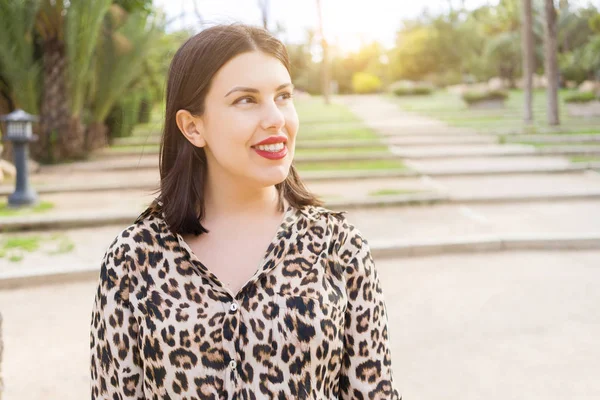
[3,236,41,252]
[295,146,388,156]
[0,201,54,217]
[369,188,418,196]
[295,96,361,124]
[297,159,406,172]
[299,126,379,140]
[388,89,600,133]
[0,233,75,263]
[517,142,600,148]
[570,156,600,163]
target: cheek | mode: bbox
[207,113,257,148]
[284,108,299,138]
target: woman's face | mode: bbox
[190,51,298,189]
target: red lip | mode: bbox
[253,136,287,146]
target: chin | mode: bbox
[252,164,291,187]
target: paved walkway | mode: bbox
[3,199,600,275]
[2,95,600,399]
[1,250,599,399]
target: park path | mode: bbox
[1,94,600,399]
[338,94,599,181]
[1,250,599,400]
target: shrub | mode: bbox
[389,80,434,96]
[393,86,433,96]
[564,91,597,103]
[462,89,508,105]
[352,72,382,94]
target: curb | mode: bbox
[370,233,600,258]
[504,134,600,144]
[96,147,600,161]
[0,211,138,232]
[393,148,600,160]
[94,151,402,163]
[3,191,600,232]
[0,194,446,232]
[0,171,419,196]
[0,181,159,196]
[5,163,599,196]
[1,233,599,290]
[25,161,600,178]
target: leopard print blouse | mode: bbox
[90,201,401,399]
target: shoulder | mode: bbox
[103,201,166,268]
[297,204,367,253]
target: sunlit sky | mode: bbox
[154,0,597,54]
[154,0,494,53]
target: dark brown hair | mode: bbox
[157,23,322,236]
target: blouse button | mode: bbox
[230,303,238,312]
[229,360,237,370]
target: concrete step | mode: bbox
[32,153,600,177]
[3,199,600,285]
[5,187,600,232]
[394,144,600,159]
[95,143,600,161]
[505,133,600,144]
[2,249,598,399]
[406,155,572,173]
[430,171,600,197]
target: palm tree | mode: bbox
[521,0,535,124]
[543,0,560,125]
[34,0,111,161]
[0,0,41,115]
[66,0,112,151]
[35,0,75,161]
[86,7,161,150]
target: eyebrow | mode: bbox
[225,83,294,97]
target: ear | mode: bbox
[175,109,207,148]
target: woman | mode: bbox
[90,23,401,399]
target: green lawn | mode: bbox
[295,146,387,156]
[0,233,75,263]
[296,159,406,172]
[389,89,600,134]
[299,125,379,140]
[368,188,418,196]
[524,143,600,148]
[570,156,600,163]
[0,201,54,217]
[294,96,362,124]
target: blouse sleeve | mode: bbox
[90,236,144,399]
[339,230,402,400]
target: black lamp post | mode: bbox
[0,109,39,207]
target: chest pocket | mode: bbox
[273,294,344,348]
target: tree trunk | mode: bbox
[316,0,330,105]
[38,38,85,162]
[521,0,535,124]
[543,0,560,126]
[85,121,109,152]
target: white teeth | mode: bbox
[255,143,285,152]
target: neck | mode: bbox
[202,169,285,224]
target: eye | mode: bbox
[234,96,255,105]
[277,92,294,101]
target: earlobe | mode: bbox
[175,109,206,148]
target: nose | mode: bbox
[260,100,285,131]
